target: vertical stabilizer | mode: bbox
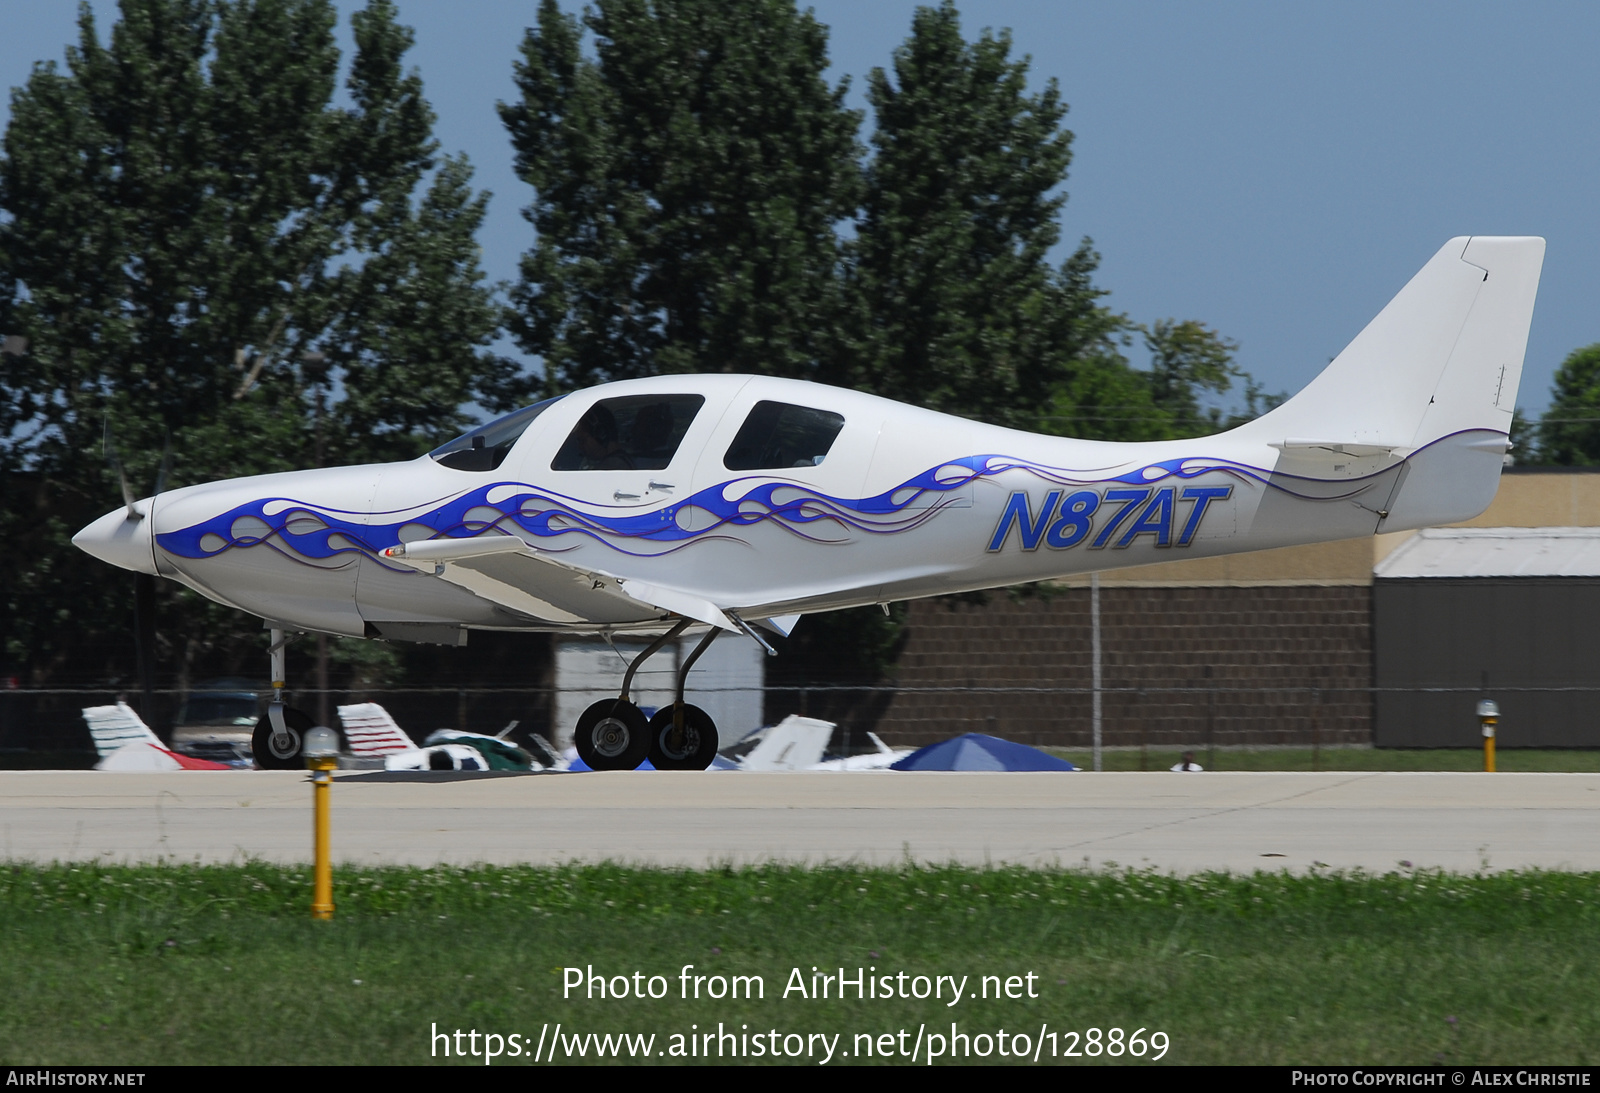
[1231,237,1544,530]
[1234,237,1544,452]
[1404,236,1545,449]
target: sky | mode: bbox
[2,1,1596,417]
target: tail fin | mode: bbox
[82,701,163,757]
[337,702,416,756]
[1239,237,1544,450]
[1235,236,1544,528]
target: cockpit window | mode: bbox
[723,401,845,470]
[430,397,564,471]
[551,394,705,471]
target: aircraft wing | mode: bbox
[380,536,751,634]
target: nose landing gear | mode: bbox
[572,618,721,771]
[251,628,320,770]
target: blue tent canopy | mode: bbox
[889,733,1077,772]
[565,754,739,772]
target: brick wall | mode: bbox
[868,586,1373,749]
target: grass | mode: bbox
[1048,746,1600,772]
[2,862,1598,1066]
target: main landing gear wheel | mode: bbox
[647,704,719,771]
[574,699,650,771]
[252,706,314,770]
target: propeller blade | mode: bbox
[102,417,141,520]
[152,433,172,497]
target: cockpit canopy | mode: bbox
[429,396,564,471]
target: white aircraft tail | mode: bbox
[337,702,417,756]
[1233,236,1545,529]
[739,715,834,771]
[83,701,163,758]
[84,702,233,770]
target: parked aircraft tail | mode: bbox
[83,702,231,770]
[1232,236,1545,530]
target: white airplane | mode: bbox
[73,237,1545,772]
[83,702,233,770]
[336,702,546,771]
[721,715,836,771]
[808,732,911,772]
[719,717,913,771]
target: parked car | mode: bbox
[170,679,264,764]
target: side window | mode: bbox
[551,394,705,471]
[430,397,564,472]
[723,401,846,471]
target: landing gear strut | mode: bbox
[648,626,720,770]
[252,628,317,770]
[574,619,689,771]
[572,619,723,771]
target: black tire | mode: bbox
[574,699,650,771]
[251,706,314,769]
[647,703,719,771]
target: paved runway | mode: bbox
[4,769,1598,873]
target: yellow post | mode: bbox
[303,723,341,921]
[310,760,335,919]
[1477,699,1499,773]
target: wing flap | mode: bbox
[384,535,741,631]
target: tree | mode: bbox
[1509,407,1539,465]
[850,0,1124,430]
[500,0,862,393]
[1537,344,1600,465]
[0,0,511,691]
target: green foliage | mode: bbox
[1536,343,1600,466]
[500,0,862,393]
[1143,319,1240,431]
[1508,406,1539,464]
[0,0,511,683]
[849,2,1123,430]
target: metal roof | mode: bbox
[1375,527,1600,579]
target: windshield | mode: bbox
[430,397,565,471]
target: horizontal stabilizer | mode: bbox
[95,741,230,771]
[1272,438,1405,457]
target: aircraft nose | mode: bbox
[72,504,158,575]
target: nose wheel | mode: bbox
[647,703,719,770]
[252,705,314,769]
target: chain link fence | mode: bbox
[5,682,1598,762]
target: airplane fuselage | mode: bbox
[73,237,1543,647]
[76,372,1505,642]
